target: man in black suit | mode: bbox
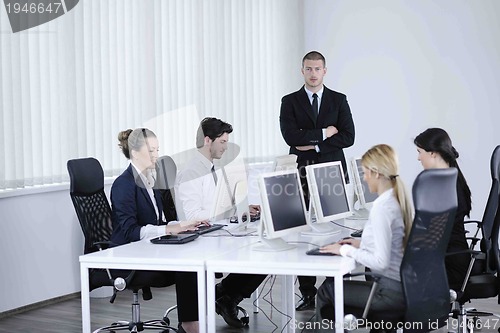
[279,51,355,311]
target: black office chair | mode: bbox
[448,145,500,328]
[464,145,500,255]
[451,194,500,333]
[156,155,178,222]
[68,157,174,332]
[344,168,458,332]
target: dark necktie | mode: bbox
[312,93,319,119]
[211,166,218,184]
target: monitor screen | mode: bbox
[211,161,249,221]
[351,158,378,208]
[254,169,309,251]
[306,161,352,223]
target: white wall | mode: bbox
[0,188,81,312]
[304,0,500,220]
[0,184,112,313]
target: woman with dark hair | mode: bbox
[111,128,207,333]
[414,127,471,289]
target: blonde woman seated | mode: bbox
[315,144,413,332]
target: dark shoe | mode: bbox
[296,295,316,311]
[216,294,245,328]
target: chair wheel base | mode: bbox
[93,320,174,333]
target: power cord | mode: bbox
[300,313,317,333]
[331,220,360,231]
[252,275,295,333]
[252,274,322,332]
[200,229,258,237]
[252,275,278,332]
[287,241,323,247]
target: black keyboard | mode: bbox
[306,247,337,256]
[180,224,225,235]
[350,229,363,237]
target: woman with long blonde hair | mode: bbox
[315,144,413,332]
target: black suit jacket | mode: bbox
[110,164,165,245]
[279,85,355,177]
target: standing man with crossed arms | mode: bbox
[279,51,355,311]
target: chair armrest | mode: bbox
[446,249,485,260]
[93,240,118,251]
[344,271,382,282]
[92,242,151,302]
[463,219,481,226]
[344,271,382,319]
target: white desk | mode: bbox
[205,233,357,333]
[80,219,364,333]
[79,233,257,333]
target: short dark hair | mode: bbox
[302,51,326,68]
[196,117,233,148]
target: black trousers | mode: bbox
[219,273,267,298]
[315,277,404,333]
[298,275,317,298]
[91,269,199,323]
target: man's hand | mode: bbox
[319,237,360,255]
[338,237,360,248]
[249,204,260,217]
[326,125,338,138]
[295,145,315,151]
[319,243,342,255]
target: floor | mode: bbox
[0,275,499,333]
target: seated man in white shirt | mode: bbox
[175,117,265,328]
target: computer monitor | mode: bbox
[273,154,298,171]
[350,157,378,218]
[253,169,309,251]
[302,161,352,236]
[210,161,251,230]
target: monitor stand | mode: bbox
[348,200,370,220]
[225,181,256,234]
[300,201,341,236]
[252,217,296,252]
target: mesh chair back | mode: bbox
[67,158,113,254]
[401,168,458,331]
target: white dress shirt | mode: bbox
[175,150,218,221]
[304,86,327,151]
[339,188,405,282]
